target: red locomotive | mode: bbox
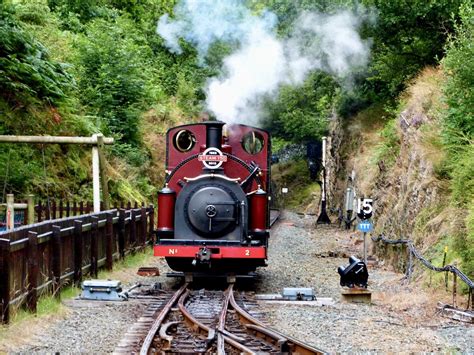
[154,121,271,274]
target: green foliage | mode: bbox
[361,0,464,100]
[441,3,474,147]
[0,3,73,107]
[263,71,338,142]
[371,118,400,168]
[74,15,152,145]
[439,3,474,276]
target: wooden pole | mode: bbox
[27,194,35,225]
[90,216,99,278]
[105,213,114,271]
[96,134,110,210]
[52,226,62,299]
[118,209,126,259]
[0,239,10,324]
[27,231,38,313]
[92,135,100,213]
[73,220,83,287]
[6,194,14,230]
[0,135,114,145]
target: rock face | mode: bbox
[326,68,463,269]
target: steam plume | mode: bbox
[157,1,370,124]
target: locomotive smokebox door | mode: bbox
[187,186,236,235]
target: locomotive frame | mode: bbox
[154,121,271,274]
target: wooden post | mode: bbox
[118,209,126,259]
[37,200,42,223]
[140,207,147,247]
[105,213,114,270]
[6,194,14,230]
[52,200,57,220]
[148,205,155,244]
[59,200,63,219]
[90,216,99,278]
[130,209,137,250]
[97,134,110,211]
[92,135,100,213]
[27,231,38,313]
[73,220,83,287]
[27,194,35,225]
[45,201,50,220]
[66,201,70,217]
[0,239,11,324]
[453,263,457,308]
[52,225,62,299]
[79,201,84,215]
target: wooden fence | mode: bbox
[0,206,155,324]
[35,200,148,222]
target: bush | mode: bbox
[0,3,72,107]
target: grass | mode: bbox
[271,159,321,211]
[0,248,156,351]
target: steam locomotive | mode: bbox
[154,121,271,274]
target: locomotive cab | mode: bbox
[154,120,271,274]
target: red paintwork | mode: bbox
[165,123,270,196]
[250,191,267,231]
[157,189,175,231]
[154,245,267,259]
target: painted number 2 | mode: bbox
[245,249,250,256]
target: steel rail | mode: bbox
[229,289,325,354]
[139,283,187,355]
[178,287,255,354]
[217,284,233,354]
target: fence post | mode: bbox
[52,200,57,220]
[27,194,35,225]
[52,225,62,299]
[59,200,63,219]
[130,209,137,250]
[6,194,14,230]
[140,207,147,247]
[0,239,10,324]
[118,209,125,259]
[90,216,99,278]
[37,200,42,223]
[73,220,83,287]
[105,213,114,270]
[27,231,38,313]
[453,263,457,308]
[148,205,155,244]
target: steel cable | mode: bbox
[372,234,474,289]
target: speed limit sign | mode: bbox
[357,198,373,220]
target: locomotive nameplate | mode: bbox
[198,147,227,169]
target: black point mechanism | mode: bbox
[337,256,369,288]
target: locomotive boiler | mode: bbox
[154,121,271,274]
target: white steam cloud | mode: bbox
[157,0,371,124]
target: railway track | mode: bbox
[114,283,324,354]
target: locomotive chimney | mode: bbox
[204,121,225,150]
